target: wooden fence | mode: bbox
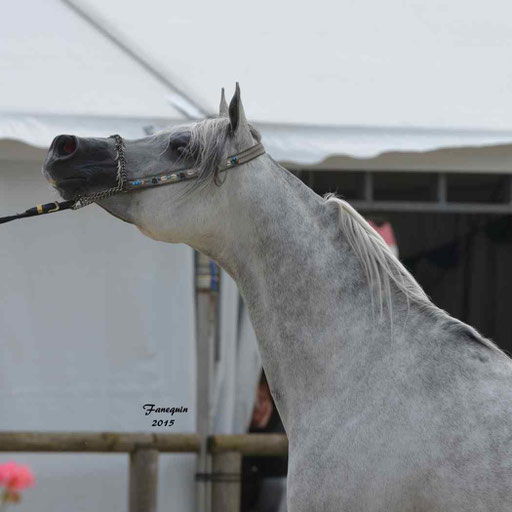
[0,432,288,512]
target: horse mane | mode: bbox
[169,116,261,189]
[325,195,429,315]
[325,195,505,354]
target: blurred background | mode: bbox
[1,1,512,511]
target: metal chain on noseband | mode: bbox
[72,134,127,209]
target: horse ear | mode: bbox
[228,82,248,133]
[219,88,229,117]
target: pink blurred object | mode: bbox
[0,462,35,491]
[368,220,399,257]
[0,461,35,504]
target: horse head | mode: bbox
[42,84,262,246]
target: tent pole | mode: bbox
[195,251,219,512]
[60,0,211,119]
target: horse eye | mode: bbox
[169,133,191,154]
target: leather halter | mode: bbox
[0,134,266,224]
[126,141,265,191]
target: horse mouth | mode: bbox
[52,176,88,199]
[53,176,87,187]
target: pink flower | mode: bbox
[0,462,35,492]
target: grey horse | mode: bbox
[43,85,512,511]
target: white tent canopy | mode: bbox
[80,0,512,130]
[4,112,512,164]
[2,0,512,161]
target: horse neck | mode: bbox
[197,157,381,433]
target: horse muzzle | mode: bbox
[43,135,118,200]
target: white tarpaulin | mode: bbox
[2,0,512,161]
[0,149,197,512]
[80,0,512,130]
[3,112,512,163]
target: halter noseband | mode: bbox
[0,134,266,224]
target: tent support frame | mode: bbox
[297,169,512,214]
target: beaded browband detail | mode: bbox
[125,142,266,191]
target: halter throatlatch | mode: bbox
[0,135,266,225]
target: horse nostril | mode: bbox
[53,135,78,159]
[62,139,76,155]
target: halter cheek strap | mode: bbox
[0,135,266,224]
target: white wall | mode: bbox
[0,150,197,512]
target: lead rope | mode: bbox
[0,200,76,225]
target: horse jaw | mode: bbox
[97,200,166,242]
[95,180,228,248]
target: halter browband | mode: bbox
[126,139,266,190]
[0,134,266,224]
